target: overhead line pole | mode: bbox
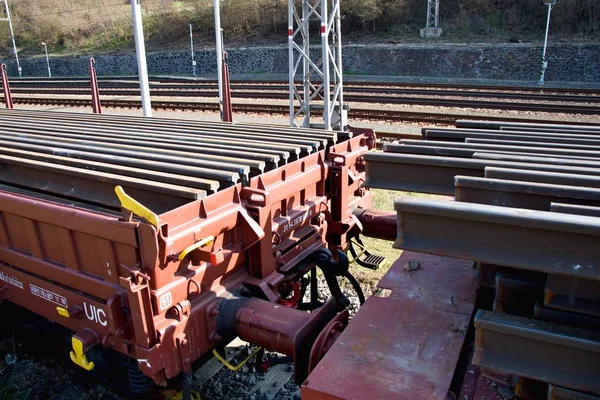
[214,0,224,120]
[539,0,558,84]
[188,23,197,76]
[130,0,152,117]
[1,0,21,77]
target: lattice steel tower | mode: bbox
[425,0,440,29]
[288,0,346,131]
[421,0,442,38]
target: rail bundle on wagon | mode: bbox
[0,108,600,400]
[0,108,378,396]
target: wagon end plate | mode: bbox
[302,251,477,400]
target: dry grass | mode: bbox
[0,0,596,58]
[350,188,447,295]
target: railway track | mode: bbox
[9,75,600,94]
[7,88,600,114]
[3,96,600,126]
[3,76,600,117]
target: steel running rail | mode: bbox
[393,197,600,281]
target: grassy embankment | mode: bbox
[1,0,597,59]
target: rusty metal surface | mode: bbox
[0,111,370,386]
[551,202,600,217]
[364,152,600,195]
[485,167,600,189]
[457,365,514,400]
[548,385,600,400]
[394,197,600,280]
[352,208,398,241]
[423,128,600,145]
[473,310,600,394]
[302,251,477,400]
[387,139,600,159]
[455,120,600,133]
[0,153,203,213]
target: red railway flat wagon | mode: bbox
[0,109,373,393]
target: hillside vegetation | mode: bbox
[1,0,598,57]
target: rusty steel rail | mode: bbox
[364,152,600,195]
[456,119,600,133]
[455,175,600,211]
[422,128,600,145]
[484,167,600,189]
[0,153,203,213]
[393,197,600,280]
[1,95,598,126]
[473,310,600,394]
[551,203,600,217]
[389,139,600,160]
[0,109,340,212]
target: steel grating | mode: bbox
[0,109,340,213]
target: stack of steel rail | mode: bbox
[0,108,374,392]
[0,109,343,214]
[363,120,600,399]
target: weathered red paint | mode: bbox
[0,134,370,385]
[302,251,477,399]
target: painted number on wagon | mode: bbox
[30,284,68,307]
[84,302,107,327]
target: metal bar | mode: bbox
[400,139,600,159]
[214,0,223,120]
[485,167,600,188]
[0,145,219,193]
[535,304,600,333]
[0,64,13,108]
[393,197,600,280]
[0,133,243,185]
[0,109,337,145]
[130,0,152,117]
[455,175,600,211]
[551,202,600,217]
[466,136,600,152]
[473,310,600,394]
[473,152,600,166]
[499,126,600,135]
[3,0,21,77]
[0,154,201,213]
[545,274,600,318]
[423,128,600,145]
[89,58,102,114]
[384,143,596,162]
[548,385,600,400]
[0,123,281,169]
[364,152,600,195]
[0,116,308,157]
[455,120,600,133]
[0,111,325,151]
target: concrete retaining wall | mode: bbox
[1,43,598,82]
